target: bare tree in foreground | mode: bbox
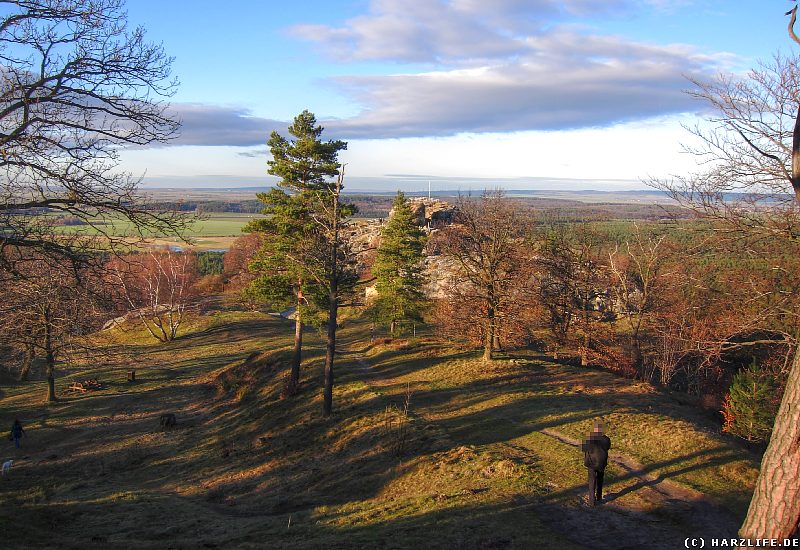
[437,191,531,361]
[652,41,800,538]
[0,256,107,401]
[0,0,186,279]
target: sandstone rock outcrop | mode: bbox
[389,198,456,227]
[351,198,457,301]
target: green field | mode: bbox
[53,212,261,237]
[51,213,263,250]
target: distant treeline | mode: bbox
[142,195,690,222]
[144,195,398,218]
[146,200,264,213]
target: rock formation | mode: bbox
[390,198,456,227]
[350,198,457,301]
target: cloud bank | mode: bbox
[165,0,723,145]
[169,104,284,147]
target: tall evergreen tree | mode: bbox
[369,192,428,335]
[245,110,348,390]
[246,111,358,415]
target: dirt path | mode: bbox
[348,347,742,549]
[535,428,740,549]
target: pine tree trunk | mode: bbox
[323,291,337,416]
[323,181,340,417]
[739,348,800,539]
[291,290,303,386]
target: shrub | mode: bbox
[721,359,781,442]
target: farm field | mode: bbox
[51,213,263,251]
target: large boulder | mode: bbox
[390,198,456,227]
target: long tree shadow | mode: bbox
[0,314,758,550]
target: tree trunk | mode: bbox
[791,104,800,202]
[323,178,341,417]
[44,316,56,402]
[739,100,800,539]
[323,291,337,416]
[631,334,643,374]
[483,304,495,361]
[290,288,303,386]
[581,330,589,367]
[390,319,396,336]
[18,341,34,382]
[739,347,800,539]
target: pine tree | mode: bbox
[245,110,352,394]
[370,192,428,335]
[722,360,780,443]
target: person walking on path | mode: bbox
[9,419,25,449]
[582,419,611,506]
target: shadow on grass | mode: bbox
[0,313,754,550]
[541,445,741,505]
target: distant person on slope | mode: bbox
[582,420,611,506]
[9,419,25,449]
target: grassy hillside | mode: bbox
[0,303,760,549]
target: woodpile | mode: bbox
[66,378,103,393]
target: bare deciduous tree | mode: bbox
[651,45,800,539]
[608,224,672,371]
[437,191,531,361]
[108,249,199,342]
[0,255,108,401]
[0,0,186,278]
[536,223,609,366]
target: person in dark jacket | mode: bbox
[9,419,24,449]
[582,419,611,506]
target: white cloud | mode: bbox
[145,1,725,146]
[291,1,526,64]
[340,115,700,182]
[291,0,638,64]
[319,32,719,138]
[286,0,730,139]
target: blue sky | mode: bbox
[119,1,793,191]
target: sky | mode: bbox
[118,1,793,192]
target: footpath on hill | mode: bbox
[0,307,758,550]
[347,337,748,550]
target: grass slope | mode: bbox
[0,304,759,549]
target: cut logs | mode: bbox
[66,378,103,393]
